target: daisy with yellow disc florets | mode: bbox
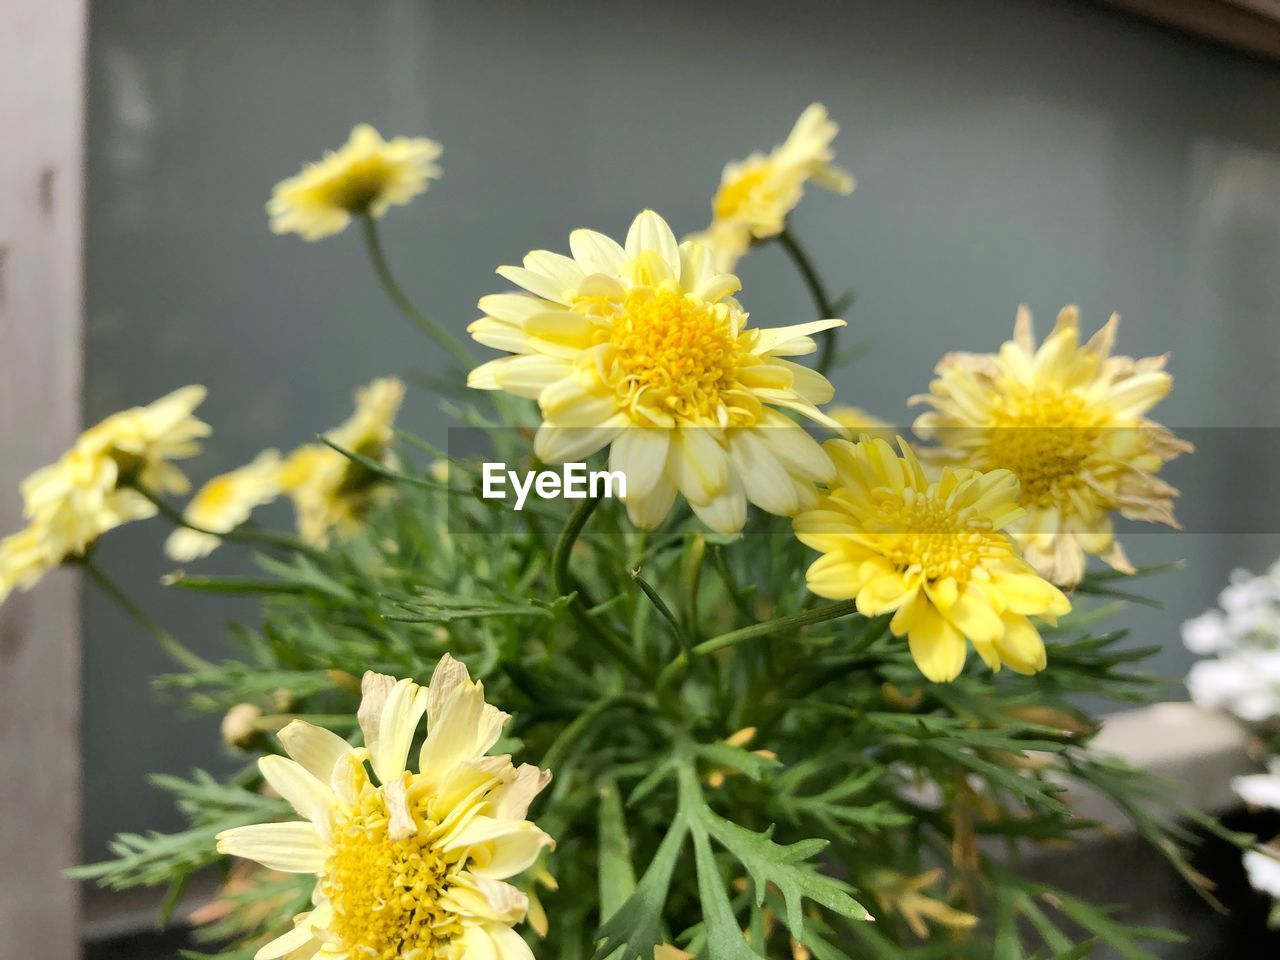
[794,437,1070,682]
[467,210,844,533]
[217,654,552,960]
[688,103,854,271]
[269,124,442,241]
[912,306,1190,587]
[1,386,209,602]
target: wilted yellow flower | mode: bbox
[912,306,1191,586]
[268,124,442,241]
[467,210,843,533]
[281,377,404,546]
[794,437,1069,683]
[689,104,854,271]
[0,387,210,601]
[872,869,978,939]
[217,655,552,960]
[165,450,283,562]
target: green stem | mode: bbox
[78,557,213,671]
[552,495,653,683]
[777,227,840,375]
[361,214,475,369]
[655,599,860,701]
[632,568,690,654]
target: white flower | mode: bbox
[1181,609,1232,655]
[1186,652,1280,722]
[1244,849,1280,898]
[1233,759,1280,810]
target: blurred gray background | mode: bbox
[84,0,1280,859]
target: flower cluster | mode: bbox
[0,386,209,601]
[1185,563,1280,916]
[1183,561,1280,722]
[34,106,1218,960]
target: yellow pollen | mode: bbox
[872,496,1007,583]
[321,789,462,959]
[984,390,1102,508]
[597,287,746,425]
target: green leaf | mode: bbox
[1040,887,1184,960]
[593,815,689,960]
[694,800,869,939]
[691,827,766,960]
[692,741,782,782]
[598,780,638,922]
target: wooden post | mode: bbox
[0,1,87,957]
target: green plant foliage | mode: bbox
[77,437,1243,959]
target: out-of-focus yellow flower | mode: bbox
[912,306,1191,587]
[829,406,894,443]
[0,387,209,603]
[0,524,59,604]
[216,655,552,960]
[281,377,404,546]
[467,210,843,533]
[872,869,978,939]
[165,450,283,562]
[794,437,1069,683]
[689,104,854,271]
[268,124,442,241]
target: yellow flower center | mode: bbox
[311,156,397,212]
[321,788,462,959]
[713,165,772,222]
[985,390,1102,509]
[596,287,749,425]
[872,495,1008,583]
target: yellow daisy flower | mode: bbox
[794,437,1070,683]
[216,655,552,960]
[689,103,854,271]
[0,387,210,601]
[165,449,284,562]
[911,306,1191,587]
[281,377,405,546]
[467,210,843,533]
[268,124,442,241]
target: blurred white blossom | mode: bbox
[1244,850,1280,899]
[1185,563,1280,913]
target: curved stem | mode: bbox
[361,214,475,370]
[777,228,840,375]
[78,557,213,671]
[552,495,652,683]
[654,599,860,702]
